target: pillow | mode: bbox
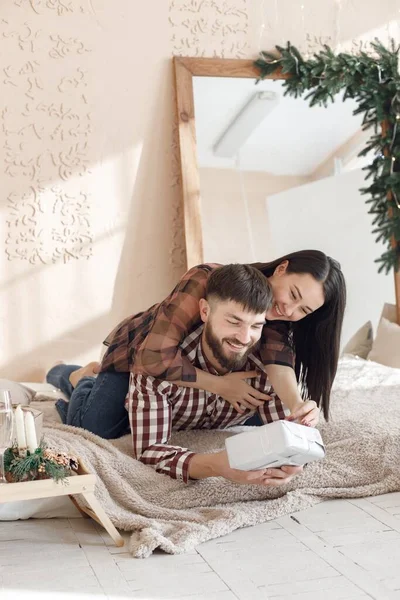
[381,302,397,324]
[342,321,373,359]
[22,382,69,403]
[368,317,400,368]
[0,379,35,406]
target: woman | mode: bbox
[48,250,346,438]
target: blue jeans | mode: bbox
[244,412,263,426]
[46,364,130,439]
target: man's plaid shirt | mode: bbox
[126,324,289,483]
[101,264,295,382]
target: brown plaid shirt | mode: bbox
[101,263,295,381]
[126,324,289,483]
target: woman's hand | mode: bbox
[215,370,272,413]
[286,400,320,427]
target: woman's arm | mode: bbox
[264,364,302,412]
[175,365,319,425]
[175,368,272,413]
[265,364,320,426]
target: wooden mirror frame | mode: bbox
[173,56,400,323]
[173,56,286,268]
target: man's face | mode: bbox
[200,299,266,371]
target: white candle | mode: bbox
[15,405,27,454]
[24,411,38,453]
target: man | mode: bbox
[48,264,302,487]
[126,264,302,487]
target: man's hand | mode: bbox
[286,400,320,427]
[214,371,272,413]
[189,450,303,486]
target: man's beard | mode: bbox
[204,321,259,371]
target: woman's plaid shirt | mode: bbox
[126,324,289,483]
[102,264,295,382]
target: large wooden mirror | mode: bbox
[174,57,397,346]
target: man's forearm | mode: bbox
[187,451,225,479]
[188,450,304,487]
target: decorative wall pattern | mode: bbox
[13,0,90,16]
[1,5,93,264]
[169,0,250,58]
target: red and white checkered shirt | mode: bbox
[126,324,289,483]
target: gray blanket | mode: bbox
[37,356,400,557]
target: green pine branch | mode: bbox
[4,442,73,484]
[255,39,400,273]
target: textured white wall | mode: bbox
[0,0,399,380]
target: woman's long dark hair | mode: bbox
[252,250,346,420]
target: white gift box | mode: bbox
[225,420,325,470]
[11,406,43,446]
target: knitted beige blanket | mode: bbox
[38,356,400,557]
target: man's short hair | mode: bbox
[206,264,273,314]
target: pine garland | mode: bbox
[4,440,79,483]
[254,40,400,274]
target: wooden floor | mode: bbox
[1,493,400,600]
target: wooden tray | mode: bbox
[0,460,124,547]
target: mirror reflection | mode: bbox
[193,76,395,345]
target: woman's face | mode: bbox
[265,261,325,322]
